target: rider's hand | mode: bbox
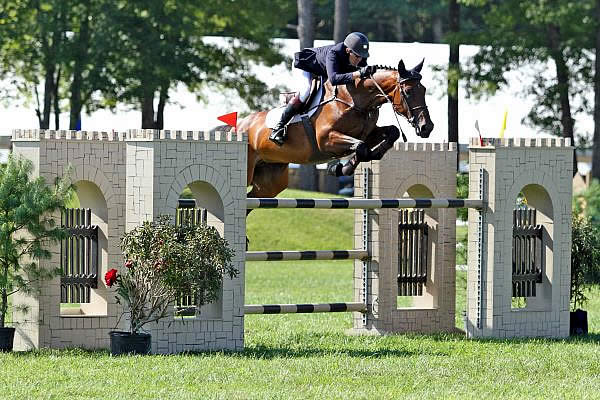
[359,65,377,79]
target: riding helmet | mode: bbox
[343,32,370,58]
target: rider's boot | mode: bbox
[269,96,304,146]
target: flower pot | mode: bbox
[570,309,588,336]
[109,331,151,355]
[0,327,15,352]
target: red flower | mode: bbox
[124,260,133,269]
[105,269,118,287]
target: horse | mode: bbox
[239,59,434,202]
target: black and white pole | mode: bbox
[246,198,484,210]
[246,250,368,262]
[244,302,367,315]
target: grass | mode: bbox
[1,188,599,399]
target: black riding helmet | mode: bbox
[343,32,370,58]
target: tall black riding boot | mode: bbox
[269,97,303,146]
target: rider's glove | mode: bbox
[359,65,377,79]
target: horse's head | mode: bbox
[385,59,434,138]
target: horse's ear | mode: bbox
[413,58,424,73]
[398,60,407,77]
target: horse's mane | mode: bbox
[373,65,397,71]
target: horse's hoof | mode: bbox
[327,162,343,177]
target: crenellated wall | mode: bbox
[353,142,458,334]
[11,129,247,353]
[466,137,573,338]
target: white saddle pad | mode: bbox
[265,80,324,129]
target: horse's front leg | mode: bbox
[365,125,400,161]
[320,130,372,177]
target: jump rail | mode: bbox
[244,302,367,314]
[247,198,484,210]
[246,250,369,262]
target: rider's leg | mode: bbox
[269,68,312,146]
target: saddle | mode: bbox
[265,76,324,129]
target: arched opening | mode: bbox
[175,180,225,319]
[60,180,109,317]
[396,184,438,309]
[511,184,553,311]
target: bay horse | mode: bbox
[239,59,434,201]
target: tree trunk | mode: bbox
[432,15,443,43]
[297,0,318,191]
[141,92,156,129]
[156,86,169,130]
[448,0,460,170]
[393,15,404,42]
[69,13,90,130]
[548,24,578,175]
[592,0,600,181]
[41,65,55,129]
[333,0,349,43]
[54,66,61,130]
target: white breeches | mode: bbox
[291,67,313,103]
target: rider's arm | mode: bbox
[325,49,356,85]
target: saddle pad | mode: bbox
[265,79,324,129]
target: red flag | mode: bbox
[217,112,237,131]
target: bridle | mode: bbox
[371,74,429,138]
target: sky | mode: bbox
[0,37,587,146]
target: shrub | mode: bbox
[570,214,600,311]
[107,216,238,333]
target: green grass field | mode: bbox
[1,188,599,399]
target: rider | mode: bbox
[269,32,378,146]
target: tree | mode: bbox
[448,0,460,169]
[333,0,349,43]
[0,155,73,328]
[296,0,319,191]
[459,0,595,175]
[593,0,600,181]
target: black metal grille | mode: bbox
[397,209,429,296]
[175,199,207,315]
[61,208,98,303]
[512,208,543,297]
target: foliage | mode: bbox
[107,216,237,334]
[0,155,73,328]
[457,0,594,143]
[456,172,468,221]
[0,0,294,129]
[573,179,600,224]
[570,214,600,310]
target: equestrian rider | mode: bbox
[269,32,378,146]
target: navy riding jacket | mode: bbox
[294,42,367,86]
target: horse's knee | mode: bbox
[385,126,400,142]
[354,141,371,162]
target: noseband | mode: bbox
[396,79,429,132]
[372,75,429,136]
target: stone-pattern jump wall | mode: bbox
[353,142,458,334]
[11,129,247,353]
[466,137,573,338]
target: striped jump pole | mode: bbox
[246,250,369,262]
[247,198,484,210]
[244,302,367,315]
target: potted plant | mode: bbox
[0,155,72,351]
[570,214,600,335]
[106,216,237,355]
